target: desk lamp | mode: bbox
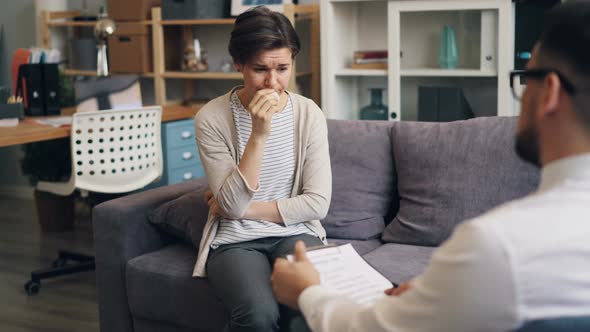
[94,6,115,77]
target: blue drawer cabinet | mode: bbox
[164,120,197,148]
[167,145,200,170]
[169,165,206,184]
[146,118,205,189]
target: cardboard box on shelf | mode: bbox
[162,0,230,20]
[107,0,161,21]
[108,23,153,73]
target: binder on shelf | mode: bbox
[16,64,43,116]
[15,63,60,116]
[42,64,61,116]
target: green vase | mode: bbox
[439,25,459,69]
[360,88,388,121]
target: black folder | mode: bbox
[418,86,474,122]
[15,63,60,116]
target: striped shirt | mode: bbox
[210,91,316,249]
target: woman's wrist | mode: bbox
[249,132,269,144]
[244,201,283,224]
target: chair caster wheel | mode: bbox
[52,258,67,268]
[25,280,40,296]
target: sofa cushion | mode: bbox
[383,117,539,246]
[362,243,436,284]
[327,238,383,256]
[322,120,398,240]
[148,187,209,249]
[126,244,226,331]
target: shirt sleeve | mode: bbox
[194,111,259,219]
[277,105,332,225]
[298,221,519,332]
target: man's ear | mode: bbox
[235,63,243,72]
[539,73,561,118]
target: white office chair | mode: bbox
[25,106,163,295]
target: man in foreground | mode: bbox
[271,2,590,331]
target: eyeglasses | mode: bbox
[510,69,577,100]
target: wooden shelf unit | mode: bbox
[160,71,312,80]
[151,4,321,106]
[400,68,498,77]
[162,71,243,80]
[62,69,155,78]
[160,18,236,26]
[41,4,321,107]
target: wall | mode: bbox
[0,0,39,199]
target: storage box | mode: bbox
[107,0,161,21]
[0,103,25,119]
[108,23,153,73]
[162,0,229,20]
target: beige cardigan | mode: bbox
[192,88,331,277]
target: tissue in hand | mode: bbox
[271,91,280,102]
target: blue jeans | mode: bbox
[207,234,324,332]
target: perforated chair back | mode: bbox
[70,106,163,193]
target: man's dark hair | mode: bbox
[228,6,300,65]
[537,0,590,127]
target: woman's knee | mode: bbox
[229,300,280,332]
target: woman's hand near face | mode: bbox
[248,89,280,139]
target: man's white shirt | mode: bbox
[299,153,590,332]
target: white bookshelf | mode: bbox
[400,69,497,77]
[336,69,388,77]
[321,0,515,121]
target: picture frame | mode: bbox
[231,0,293,17]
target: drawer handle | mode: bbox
[182,152,193,160]
[183,172,193,180]
[181,131,193,139]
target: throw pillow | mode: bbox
[382,117,540,246]
[148,185,210,248]
[322,120,399,240]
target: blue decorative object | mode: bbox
[517,51,532,60]
[439,25,459,69]
[360,88,388,121]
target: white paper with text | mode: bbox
[288,244,393,306]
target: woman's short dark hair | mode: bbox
[229,6,301,65]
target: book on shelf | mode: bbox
[353,50,388,60]
[354,58,387,64]
[351,62,388,70]
[352,50,388,70]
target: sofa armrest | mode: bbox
[93,177,208,332]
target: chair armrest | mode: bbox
[93,177,208,332]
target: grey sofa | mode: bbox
[94,116,540,332]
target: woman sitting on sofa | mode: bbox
[192,6,332,332]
